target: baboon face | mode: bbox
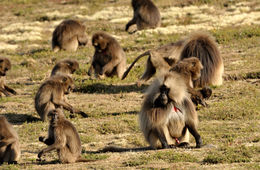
[48,109,64,126]
[0,58,11,76]
[61,76,74,94]
[92,34,107,52]
[154,85,171,107]
[66,60,79,74]
[188,57,203,80]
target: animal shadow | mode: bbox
[74,83,148,94]
[1,113,41,125]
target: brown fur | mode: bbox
[126,0,161,32]
[0,57,17,97]
[52,19,88,52]
[88,32,126,79]
[139,72,202,149]
[35,74,88,121]
[38,109,92,163]
[51,59,79,77]
[122,32,224,88]
[171,57,211,107]
[0,116,20,164]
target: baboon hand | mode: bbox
[38,151,43,159]
[39,136,45,142]
[79,111,88,118]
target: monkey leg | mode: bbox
[116,61,126,79]
[62,36,78,52]
[58,146,78,163]
[137,57,156,86]
[177,127,190,148]
[3,143,20,164]
[148,131,160,149]
[0,87,11,96]
[125,17,136,31]
[186,124,202,148]
[155,128,169,149]
[4,85,17,95]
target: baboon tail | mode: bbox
[121,51,150,80]
[99,146,153,153]
[180,32,223,87]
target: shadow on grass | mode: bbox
[74,83,148,94]
[101,111,139,116]
[2,113,41,125]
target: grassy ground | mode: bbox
[0,0,259,169]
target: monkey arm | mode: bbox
[52,94,74,113]
[125,17,137,31]
[0,137,17,147]
[39,136,54,146]
[4,85,17,95]
[101,57,120,75]
[0,87,11,96]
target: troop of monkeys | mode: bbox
[0,0,224,165]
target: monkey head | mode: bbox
[92,32,108,52]
[53,74,75,95]
[64,59,79,74]
[154,84,171,108]
[0,57,11,76]
[48,109,65,126]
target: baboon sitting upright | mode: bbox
[52,19,88,52]
[139,71,202,149]
[0,57,17,97]
[126,0,161,32]
[35,74,88,121]
[88,32,126,79]
[38,109,92,163]
[0,116,21,164]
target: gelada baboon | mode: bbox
[38,109,92,163]
[0,116,20,164]
[88,32,126,79]
[170,57,212,107]
[35,74,88,121]
[139,71,202,149]
[122,32,224,88]
[51,59,79,77]
[52,19,88,52]
[126,0,161,32]
[0,57,17,97]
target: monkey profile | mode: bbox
[88,32,126,79]
[139,72,202,149]
[0,116,21,164]
[35,74,88,121]
[38,109,92,163]
[126,0,161,32]
[52,19,88,52]
[51,59,79,77]
[122,32,224,88]
[0,57,17,97]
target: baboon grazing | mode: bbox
[88,32,126,79]
[122,32,224,88]
[52,19,88,52]
[0,116,20,164]
[126,0,161,32]
[51,59,79,76]
[0,57,17,97]
[139,72,202,149]
[35,74,88,121]
[170,57,212,107]
[38,109,91,163]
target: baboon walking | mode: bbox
[122,32,224,88]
